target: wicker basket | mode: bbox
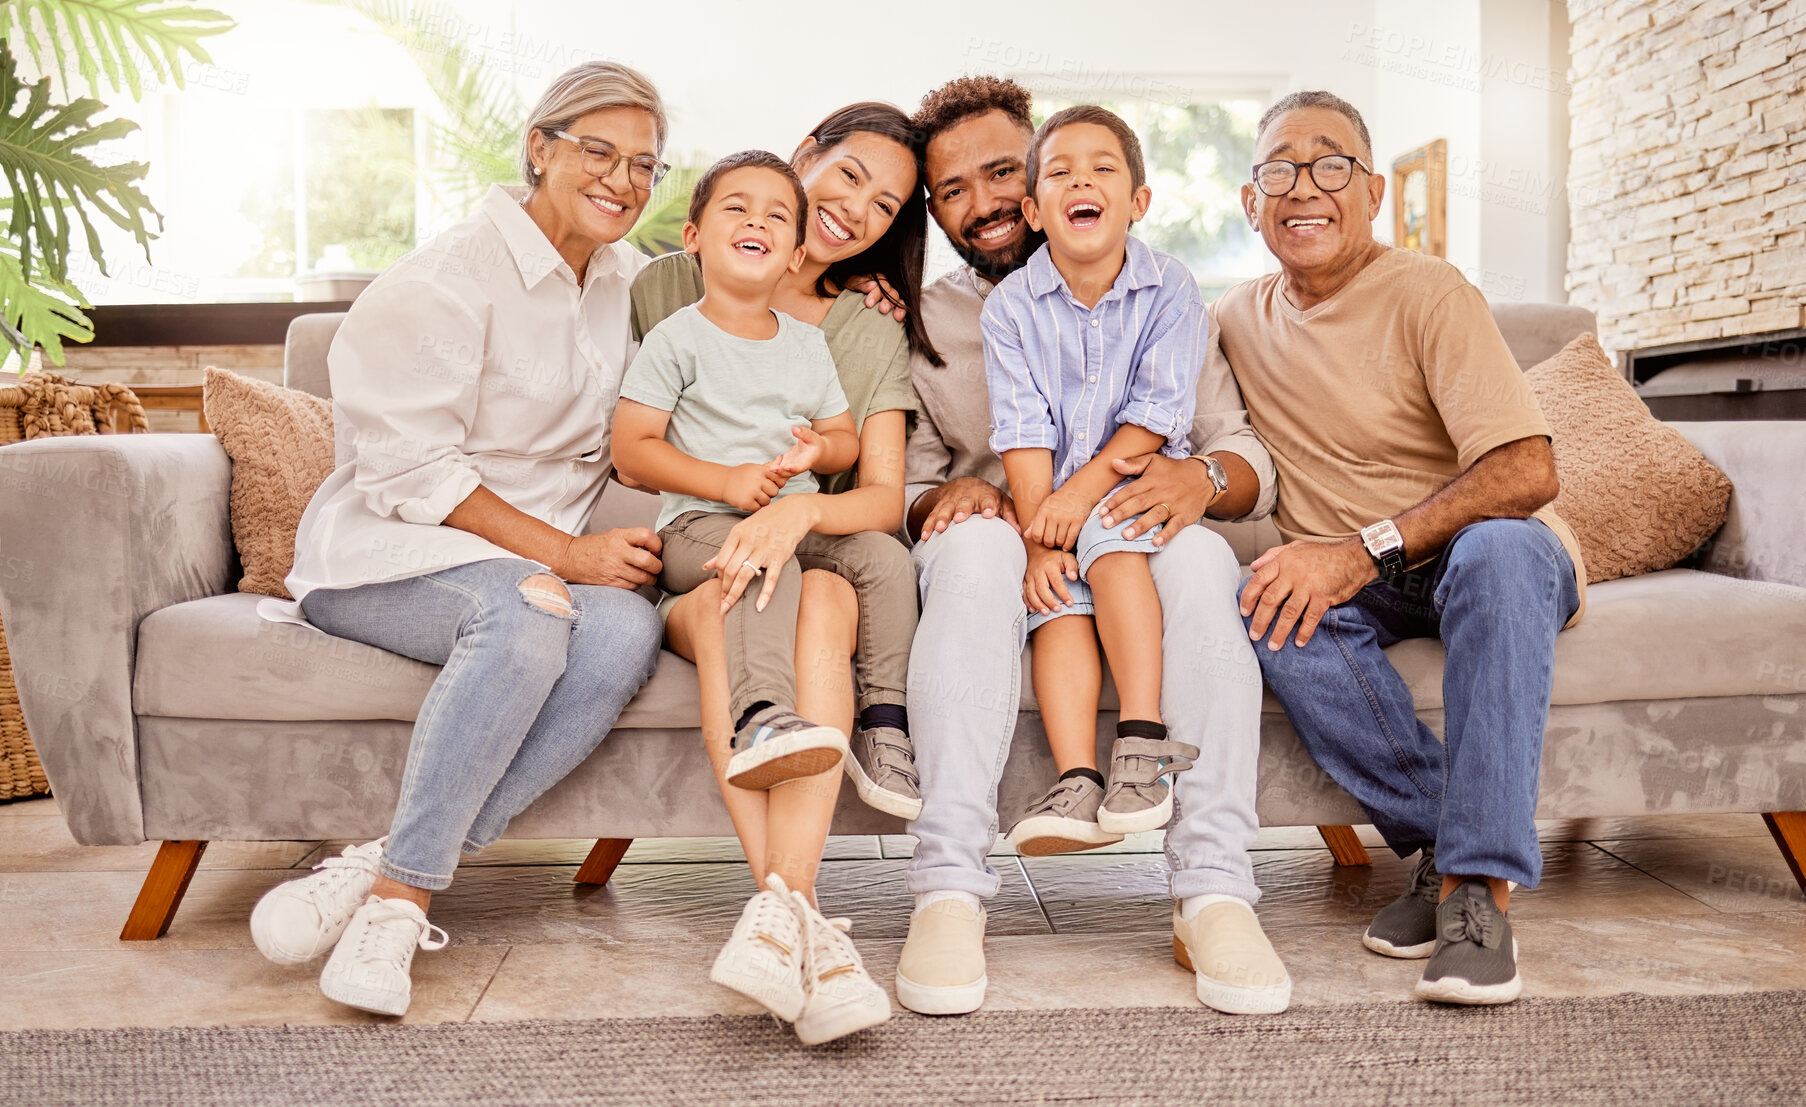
[0,372,150,799]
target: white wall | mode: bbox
[1365,0,1572,302]
[1478,0,1572,303]
[449,0,1565,299]
[441,1,1384,162]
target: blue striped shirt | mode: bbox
[982,237,1206,487]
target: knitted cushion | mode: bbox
[1525,334,1732,584]
[203,367,335,599]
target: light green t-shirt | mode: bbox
[629,251,918,496]
[620,303,850,531]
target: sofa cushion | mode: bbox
[202,368,335,599]
[1360,569,1806,711]
[133,593,703,728]
[1489,301,1598,371]
[1526,334,1733,584]
[136,569,1806,724]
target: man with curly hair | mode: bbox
[895,75,1290,1017]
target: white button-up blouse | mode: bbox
[278,185,650,608]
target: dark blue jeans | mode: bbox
[1249,519,1579,888]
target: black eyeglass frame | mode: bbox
[550,130,670,190]
[1249,154,1374,197]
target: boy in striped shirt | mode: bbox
[982,106,1206,855]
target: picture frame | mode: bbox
[1392,139,1448,258]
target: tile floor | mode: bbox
[4,795,1804,1029]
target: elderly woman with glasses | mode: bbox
[248,62,677,1017]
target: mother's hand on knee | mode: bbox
[703,497,814,613]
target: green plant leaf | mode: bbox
[624,164,699,257]
[0,40,160,286]
[7,0,235,99]
[0,241,92,366]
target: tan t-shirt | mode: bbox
[1212,247,1587,625]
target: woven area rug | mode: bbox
[6,992,1805,1106]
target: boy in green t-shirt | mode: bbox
[613,150,912,1040]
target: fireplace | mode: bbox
[1629,326,1806,421]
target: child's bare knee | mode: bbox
[1087,550,1144,579]
[519,573,573,616]
[800,569,857,618]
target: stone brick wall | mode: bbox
[58,345,282,433]
[1566,0,1806,354]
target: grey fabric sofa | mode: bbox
[4,301,1805,940]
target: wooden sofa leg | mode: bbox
[1317,825,1372,867]
[574,838,632,885]
[120,840,209,941]
[1762,812,1806,894]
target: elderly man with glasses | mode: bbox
[1220,90,1587,1006]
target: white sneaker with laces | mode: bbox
[317,894,449,1016]
[791,891,891,1045]
[710,873,807,1021]
[250,838,386,964]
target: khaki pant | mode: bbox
[658,510,916,723]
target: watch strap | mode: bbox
[1372,544,1406,583]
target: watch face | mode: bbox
[1362,519,1403,553]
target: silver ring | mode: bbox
[742,559,761,573]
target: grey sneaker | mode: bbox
[845,725,922,819]
[1096,736,1199,834]
[1363,844,1440,958]
[1414,878,1521,1005]
[1007,775,1124,856]
[726,706,848,790]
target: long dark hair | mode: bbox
[795,102,943,367]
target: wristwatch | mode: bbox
[1192,453,1230,506]
[1360,519,1406,583]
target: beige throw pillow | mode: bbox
[1525,334,1732,584]
[202,367,335,599]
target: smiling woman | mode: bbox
[246,60,674,1020]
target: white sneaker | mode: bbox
[317,894,449,1016]
[250,838,386,964]
[710,874,807,1021]
[791,891,891,1045]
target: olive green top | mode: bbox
[629,251,917,496]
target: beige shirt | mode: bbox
[278,185,649,608]
[905,264,1276,522]
[1212,246,1587,624]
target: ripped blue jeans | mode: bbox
[303,557,663,890]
